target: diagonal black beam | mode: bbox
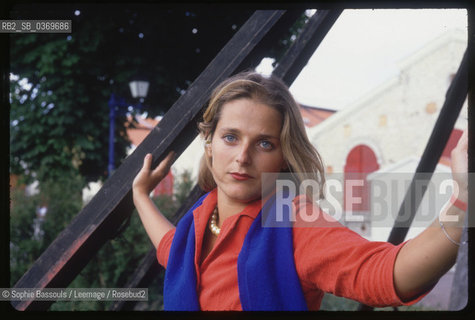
[234,9,304,73]
[387,49,468,244]
[109,185,205,311]
[11,10,293,311]
[358,49,468,311]
[110,10,343,311]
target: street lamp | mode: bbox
[129,80,149,101]
[108,80,149,176]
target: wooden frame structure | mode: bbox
[11,8,468,312]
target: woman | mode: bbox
[132,71,468,311]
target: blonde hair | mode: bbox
[198,71,326,199]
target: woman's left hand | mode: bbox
[450,128,468,200]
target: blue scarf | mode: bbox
[163,192,308,311]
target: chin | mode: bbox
[223,185,262,203]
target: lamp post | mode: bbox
[108,80,149,176]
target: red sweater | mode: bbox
[157,189,429,310]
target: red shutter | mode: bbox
[153,171,174,197]
[344,145,379,212]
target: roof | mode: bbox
[307,29,466,140]
[125,114,161,147]
[126,102,334,145]
[299,104,336,127]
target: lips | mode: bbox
[230,172,253,181]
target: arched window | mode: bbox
[344,145,379,212]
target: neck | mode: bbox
[215,189,257,227]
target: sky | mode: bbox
[255,9,468,110]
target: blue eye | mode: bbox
[259,140,273,150]
[223,134,236,143]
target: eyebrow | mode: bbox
[218,127,280,140]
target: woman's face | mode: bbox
[206,98,286,205]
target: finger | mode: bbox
[133,154,153,189]
[142,153,153,172]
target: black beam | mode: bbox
[358,49,468,312]
[11,10,290,311]
[110,9,342,311]
[109,185,205,311]
[110,247,161,311]
[387,49,468,245]
[234,10,304,73]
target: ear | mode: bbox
[205,140,212,157]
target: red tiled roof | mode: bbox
[299,104,336,127]
[125,115,160,147]
[126,103,335,144]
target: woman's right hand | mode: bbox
[132,151,177,249]
[133,151,176,196]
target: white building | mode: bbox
[307,29,467,240]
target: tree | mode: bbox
[49,170,194,311]
[10,168,194,311]
[10,168,84,286]
[9,4,302,186]
[8,4,308,310]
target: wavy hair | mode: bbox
[197,71,326,200]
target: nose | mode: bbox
[236,142,252,165]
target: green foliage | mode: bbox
[47,210,153,311]
[10,5,306,187]
[8,4,311,310]
[173,169,195,205]
[9,190,44,285]
[10,170,84,286]
[9,6,245,185]
[10,169,193,310]
[43,170,193,311]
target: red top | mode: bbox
[157,189,429,310]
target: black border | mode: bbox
[1,1,473,319]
